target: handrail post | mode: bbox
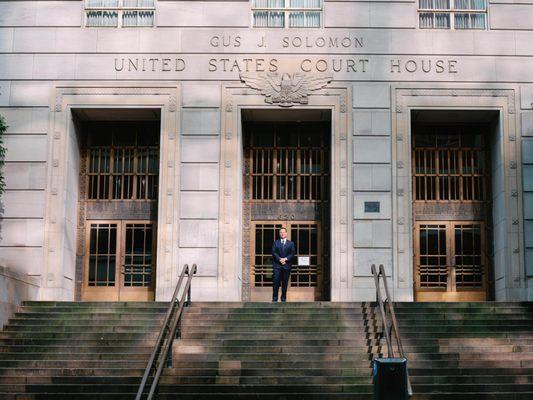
[186,264,197,307]
[372,263,412,397]
[371,264,394,358]
[135,263,198,400]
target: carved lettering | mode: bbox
[282,36,364,49]
[128,58,138,71]
[209,35,241,48]
[115,58,186,72]
[113,55,460,77]
[300,58,369,73]
[114,58,124,71]
[208,58,278,73]
[390,59,459,74]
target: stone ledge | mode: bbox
[0,265,40,330]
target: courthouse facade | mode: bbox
[1,0,533,310]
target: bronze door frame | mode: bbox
[414,221,488,301]
[82,220,156,301]
[243,121,331,301]
[250,221,323,301]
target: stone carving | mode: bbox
[168,94,177,112]
[55,93,63,112]
[339,95,347,113]
[55,86,178,112]
[414,202,486,220]
[396,88,516,116]
[240,72,333,107]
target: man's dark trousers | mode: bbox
[272,266,290,302]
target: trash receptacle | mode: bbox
[373,357,409,400]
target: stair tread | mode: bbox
[1,300,532,399]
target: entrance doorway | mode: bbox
[251,221,324,300]
[83,221,156,301]
[75,110,160,301]
[242,110,331,301]
[411,111,495,301]
[415,222,487,301]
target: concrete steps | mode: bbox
[0,301,166,399]
[0,301,532,399]
[395,302,533,398]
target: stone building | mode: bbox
[1,0,532,319]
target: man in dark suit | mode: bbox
[271,227,296,302]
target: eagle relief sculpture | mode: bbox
[240,72,333,107]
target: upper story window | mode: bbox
[85,0,155,27]
[252,0,322,28]
[419,0,487,29]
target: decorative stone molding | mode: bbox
[45,83,180,301]
[240,72,333,107]
[392,84,523,301]
[395,88,516,116]
[222,81,351,301]
[54,86,178,113]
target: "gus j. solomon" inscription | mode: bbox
[209,35,364,49]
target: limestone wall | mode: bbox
[0,0,531,301]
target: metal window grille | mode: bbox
[252,0,322,28]
[247,124,329,202]
[418,0,487,29]
[123,223,154,287]
[88,223,118,286]
[413,131,487,202]
[87,222,155,288]
[418,224,448,288]
[252,223,320,288]
[416,223,484,290]
[86,124,159,201]
[85,0,155,27]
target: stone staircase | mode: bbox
[0,301,167,399]
[162,302,375,399]
[394,302,533,399]
[0,301,532,399]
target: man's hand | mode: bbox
[280,257,287,265]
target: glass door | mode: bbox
[250,221,322,301]
[83,220,156,301]
[415,221,487,301]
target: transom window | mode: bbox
[85,0,155,27]
[418,0,487,29]
[246,123,329,202]
[413,129,488,202]
[252,0,322,28]
[85,123,159,201]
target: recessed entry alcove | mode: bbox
[71,108,162,301]
[241,108,332,301]
[410,109,500,301]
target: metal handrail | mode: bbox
[371,263,412,397]
[135,263,197,400]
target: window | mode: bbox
[85,123,159,201]
[246,123,329,202]
[413,130,488,202]
[85,0,155,27]
[252,0,322,28]
[418,0,487,29]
